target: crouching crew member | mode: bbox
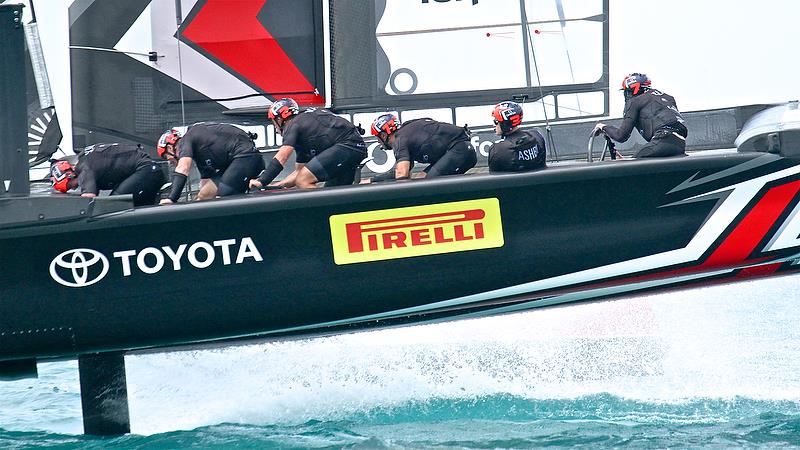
[158,122,265,204]
[594,73,688,158]
[49,143,166,207]
[249,98,367,189]
[487,101,546,173]
[370,114,477,179]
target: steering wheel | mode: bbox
[587,129,620,162]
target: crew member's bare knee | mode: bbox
[295,167,319,188]
[196,181,218,200]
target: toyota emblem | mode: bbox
[49,248,109,288]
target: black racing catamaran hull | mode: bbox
[4,152,800,364]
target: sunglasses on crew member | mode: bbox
[376,132,393,149]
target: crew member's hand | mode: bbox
[81,193,97,198]
[593,123,606,136]
[159,198,174,205]
[249,179,263,190]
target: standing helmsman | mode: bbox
[49,143,165,207]
[594,73,688,158]
[487,101,546,173]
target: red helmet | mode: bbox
[621,73,651,96]
[371,113,399,137]
[157,129,181,158]
[492,101,523,134]
[267,98,299,121]
[50,160,75,193]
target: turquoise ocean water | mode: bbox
[2,276,800,448]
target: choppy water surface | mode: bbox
[2,276,800,448]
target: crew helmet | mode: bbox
[371,113,400,137]
[267,98,299,121]
[492,101,524,134]
[621,73,651,96]
[50,160,75,193]
[157,129,182,158]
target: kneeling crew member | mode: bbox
[249,98,367,189]
[487,101,546,173]
[594,73,688,158]
[50,143,166,207]
[158,122,265,204]
[370,114,477,179]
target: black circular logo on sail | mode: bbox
[49,248,109,288]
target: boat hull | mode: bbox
[3,152,800,361]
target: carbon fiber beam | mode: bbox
[0,4,29,194]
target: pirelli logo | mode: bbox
[330,198,504,265]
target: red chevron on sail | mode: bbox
[181,0,323,105]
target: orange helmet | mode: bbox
[50,160,75,193]
[492,101,523,134]
[621,73,651,96]
[157,129,181,158]
[371,113,399,136]
[267,98,299,120]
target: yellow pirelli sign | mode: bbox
[330,198,504,265]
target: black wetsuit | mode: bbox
[392,118,477,177]
[179,123,265,195]
[603,89,688,158]
[488,128,547,173]
[281,108,367,186]
[74,143,165,206]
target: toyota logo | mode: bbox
[49,248,109,288]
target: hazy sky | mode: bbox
[608,0,800,113]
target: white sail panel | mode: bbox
[377,0,605,97]
[526,21,604,85]
[523,0,603,22]
[378,25,528,95]
[378,0,523,33]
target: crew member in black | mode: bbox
[49,143,165,206]
[487,101,546,173]
[157,122,265,204]
[370,114,477,179]
[249,98,367,189]
[594,73,688,158]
